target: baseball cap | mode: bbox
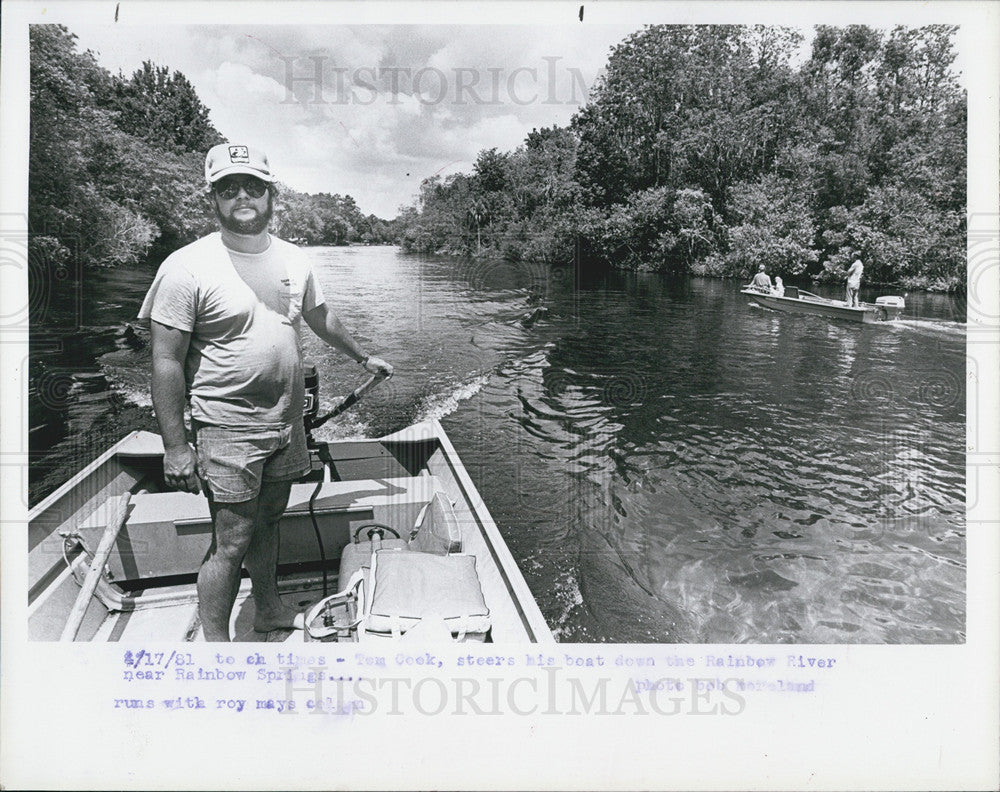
[204,143,276,184]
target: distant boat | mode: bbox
[741,285,905,324]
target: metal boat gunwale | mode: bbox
[741,286,904,324]
[28,430,162,603]
[416,421,545,643]
[28,419,555,643]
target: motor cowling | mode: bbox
[875,296,905,309]
[303,360,320,432]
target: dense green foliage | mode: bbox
[399,25,966,291]
[30,26,220,269]
[272,191,397,246]
[28,25,393,277]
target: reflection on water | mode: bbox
[30,248,966,643]
[435,265,965,644]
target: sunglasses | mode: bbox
[213,176,268,200]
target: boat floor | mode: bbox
[97,576,465,643]
[93,573,332,643]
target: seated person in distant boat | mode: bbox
[745,264,773,293]
[845,258,863,307]
[772,276,784,297]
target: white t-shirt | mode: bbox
[137,233,325,428]
[847,261,864,288]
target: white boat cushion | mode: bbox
[338,538,407,585]
[365,550,491,637]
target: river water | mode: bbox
[29,245,966,643]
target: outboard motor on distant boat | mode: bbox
[874,295,906,321]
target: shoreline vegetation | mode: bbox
[28,25,398,279]
[395,25,965,293]
[30,24,965,292]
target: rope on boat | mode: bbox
[60,492,132,641]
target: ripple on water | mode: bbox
[32,252,966,643]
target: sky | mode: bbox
[60,9,970,221]
[66,23,639,218]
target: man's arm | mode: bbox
[302,303,394,377]
[150,320,200,493]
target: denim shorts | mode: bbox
[193,421,311,503]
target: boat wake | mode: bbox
[412,301,551,425]
[310,411,369,443]
[895,318,966,338]
[110,383,153,408]
[415,372,493,423]
[546,569,586,641]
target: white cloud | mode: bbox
[204,61,287,105]
[63,22,636,217]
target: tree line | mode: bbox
[28,25,394,280]
[398,25,966,291]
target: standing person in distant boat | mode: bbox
[745,264,773,293]
[138,143,393,641]
[846,258,864,307]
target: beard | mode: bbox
[215,194,273,235]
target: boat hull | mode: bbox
[28,420,554,643]
[741,289,903,324]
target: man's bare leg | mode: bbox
[198,495,258,642]
[245,478,300,632]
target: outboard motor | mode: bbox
[302,360,332,479]
[303,360,321,440]
[874,295,906,321]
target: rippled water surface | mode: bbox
[30,246,966,643]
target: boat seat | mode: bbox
[74,476,441,583]
[308,492,490,642]
[321,441,411,480]
[312,548,490,643]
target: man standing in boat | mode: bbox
[746,264,773,293]
[138,143,393,641]
[845,258,864,307]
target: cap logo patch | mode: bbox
[228,145,250,163]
